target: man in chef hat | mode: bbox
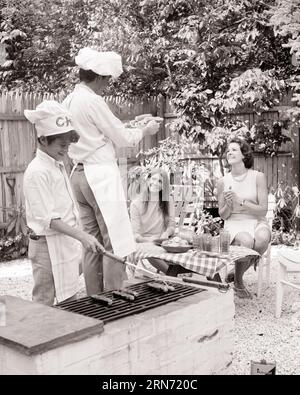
[23,100,104,306]
[63,47,162,295]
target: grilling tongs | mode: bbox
[102,249,170,287]
[101,249,230,293]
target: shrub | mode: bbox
[0,233,28,261]
[0,205,29,261]
[272,185,300,233]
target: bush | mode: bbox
[271,184,300,246]
[0,205,29,262]
[272,185,300,233]
[193,210,224,236]
[0,233,28,261]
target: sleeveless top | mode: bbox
[223,169,262,220]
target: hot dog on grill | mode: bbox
[112,290,135,301]
[122,288,139,298]
[165,284,175,292]
[90,294,113,306]
[147,282,169,293]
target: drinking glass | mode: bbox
[202,234,212,251]
[220,230,231,254]
[193,234,203,250]
[210,235,220,253]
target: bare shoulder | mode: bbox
[216,177,226,199]
[216,177,225,190]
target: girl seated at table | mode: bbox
[217,138,271,298]
[130,168,175,275]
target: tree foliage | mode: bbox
[0,0,93,91]
[104,0,295,164]
[0,0,298,165]
[105,0,295,167]
[268,0,300,123]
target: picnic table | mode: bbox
[134,245,260,279]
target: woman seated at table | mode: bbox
[130,168,175,275]
[217,138,271,299]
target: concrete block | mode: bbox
[98,316,154,355]
[0,287,234,375]
[37,333,103,374]
[2,345,37,375]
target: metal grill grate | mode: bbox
[56,280,205,324]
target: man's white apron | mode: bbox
[83,158,136,258]
[46,234,81,303]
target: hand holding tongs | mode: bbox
[102,249,170,287]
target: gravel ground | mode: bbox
[1,245,299,375]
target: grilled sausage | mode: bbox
[165,284,176,292]
[122,288,139,298]
[112,290,135,301]
[147,282,169,293]
[90,294,113,306]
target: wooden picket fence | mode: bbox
[164,96,299,197]
[0,91,165,222]
[0,90,298,222]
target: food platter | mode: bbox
[156,236,193,253]
[161,245,192,253]
[128,114,164,128]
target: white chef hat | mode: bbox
[24,100,74,138]
[75,47,123,79]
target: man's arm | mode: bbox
[50,219,104,253]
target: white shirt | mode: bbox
[23,149,80,235]
[63,83,143,163]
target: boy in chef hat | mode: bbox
[23,100,104,306]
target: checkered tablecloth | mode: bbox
[134,245,260,278]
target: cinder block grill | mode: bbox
[56,280,205,324]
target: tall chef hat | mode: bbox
[24,100,74,137]
[75,47,123,79]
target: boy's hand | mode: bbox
[80,233,105,253]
